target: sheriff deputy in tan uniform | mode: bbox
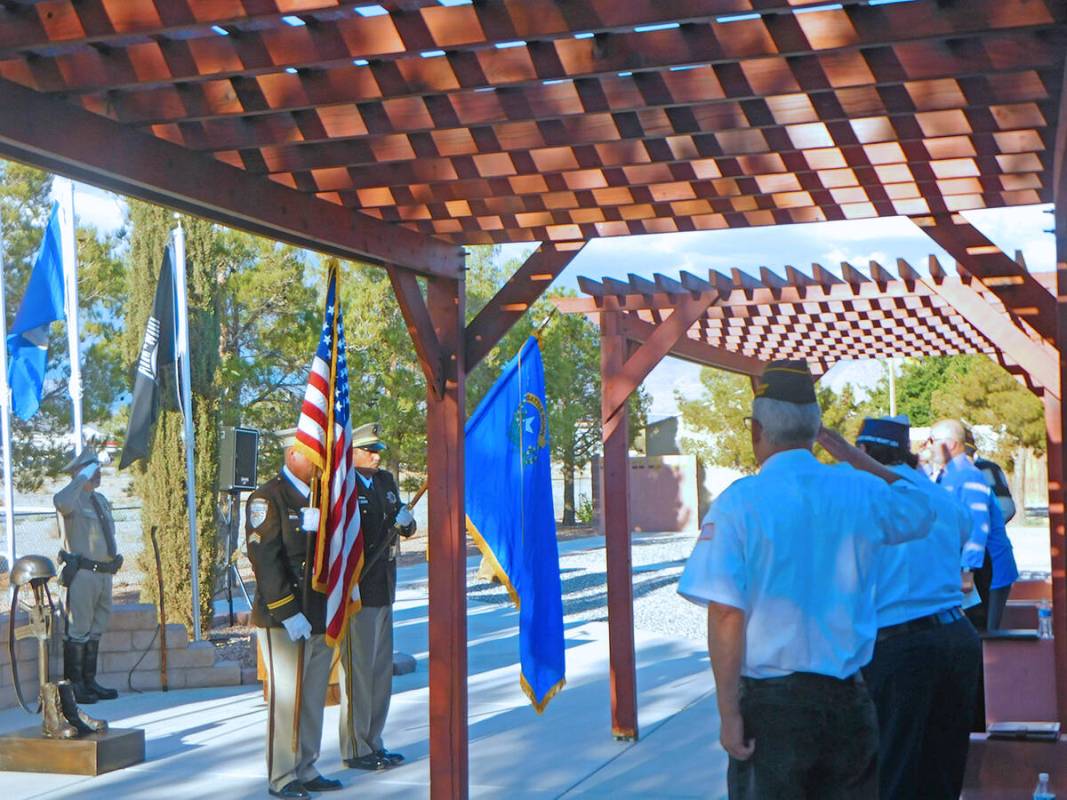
[247,443,344,800]
[54,448,121,705]
[339,422,416,770]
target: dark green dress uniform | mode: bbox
[339,463,415,765]
[247,467,333,796]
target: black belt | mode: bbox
[877,607,964,643]
[79,557,119,574]
[742,671,864,689]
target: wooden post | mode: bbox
[425,275,469,799]
[389,265,468,799]
[1042,395,1067,725]
[600,309,638,740]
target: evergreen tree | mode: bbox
[1,162,126,490]
[124,202,220,632]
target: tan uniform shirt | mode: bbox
[53,475,117,562]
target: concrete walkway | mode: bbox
[0,538,729,799]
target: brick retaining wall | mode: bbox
[1,603,252,710]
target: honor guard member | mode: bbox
[247,442,343,799]
[54,449,122,705]
[856,417,979,800]
[678,361,939,800]
[928,419,1019,631]
[339,422,416,771]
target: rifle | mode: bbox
[359,481,427,580]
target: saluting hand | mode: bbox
[719,709,755,761]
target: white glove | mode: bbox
[396,505,415,529]
[78,462,100,482]
[281,612,312,642]
[300,507,321,532]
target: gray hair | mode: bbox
[752,397,821,448]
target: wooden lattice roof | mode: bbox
[1,0,1064,250]
[560,256,1059,391]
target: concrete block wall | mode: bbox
[1,603,245,710]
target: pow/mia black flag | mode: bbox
[119,248,178,469]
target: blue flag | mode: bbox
[7,204,65,420]
[466,336,565,712]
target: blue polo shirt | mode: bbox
[678,449,937,679]
[874,464,970,628]
[937,454,1019,588]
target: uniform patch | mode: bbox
[249,498,269,529]
[386,490,397,505]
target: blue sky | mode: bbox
[64,181,1055,420]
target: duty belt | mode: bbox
[61,551,120,575]
[876,606,965,643]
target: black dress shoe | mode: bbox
[303,776,343,792]
[378,749,405,765]
[268,781,310,800]
[344,754,389,771]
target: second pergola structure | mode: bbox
[0,0,1063,796]
[557,251,1065,741]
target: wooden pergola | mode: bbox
[0,2,1064,797]
[556,255,1064,741]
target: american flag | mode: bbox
[294,263,363,646]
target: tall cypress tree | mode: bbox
[124,202,221,633]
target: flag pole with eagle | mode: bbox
[293,261,363,647]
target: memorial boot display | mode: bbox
[57,680,108,735]
[40,683,78,740]
[83,639,118,700]
[63,639,100,704]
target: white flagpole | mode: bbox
[172,223,202,641]
[0,241,16,573]
[58,179,84,452]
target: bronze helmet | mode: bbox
[10,554,57,587]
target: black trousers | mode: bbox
[728,673,878,800]
[863,617,981,800]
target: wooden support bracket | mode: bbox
[464,242,586,372]
[601,291,719,423]
[388,266,446,399]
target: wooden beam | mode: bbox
[920,275,1060,397]
[618,314,765,376]
[0,76,462,278]
[423,275,469,799]
[387,265,446,399]
[599,309,638,741]
[916,214,1056,342]
[464,241,585,372]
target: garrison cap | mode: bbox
[352,422,386,452]
[754,360,817,405]
[857,415,911,451]
[62,448,100,475]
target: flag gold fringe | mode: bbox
[466,516,520,609]
[521,672,566,715]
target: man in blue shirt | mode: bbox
[678,361,938,800]
[856,416,980,800]
[929,420,1018,631]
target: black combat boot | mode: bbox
[84,639,118,700]
[63,639,99,704]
